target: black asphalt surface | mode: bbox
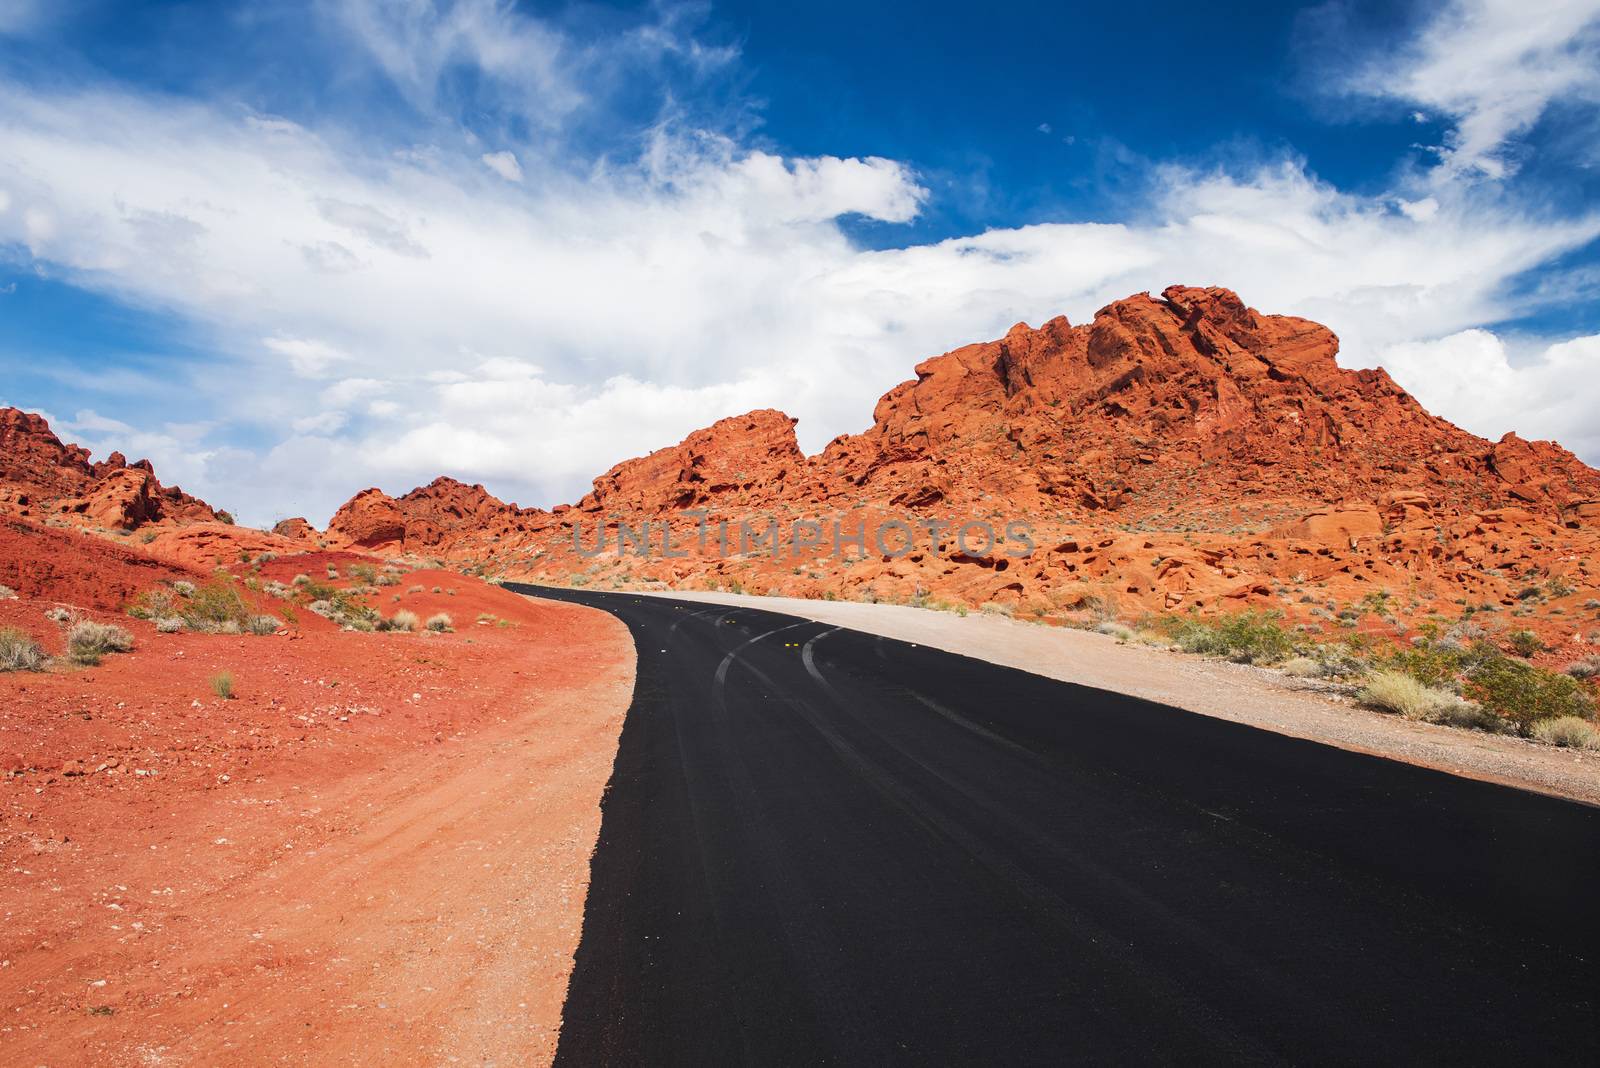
[510,584,1600,1066]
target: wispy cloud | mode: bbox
[1341,0,1600,180]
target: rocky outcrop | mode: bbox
[321,285,1600,650]
[0,407,221,530]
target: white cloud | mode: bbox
[263,337,351,379]
[1378,329,1600,460]
[1345,0,1600,180]
[2,4,1600,527]
[480,150,523,182]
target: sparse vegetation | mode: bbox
[1466,656,1594,735]
[67,620,134,665]
[1508,629,1544,658]
[425,612,453,633]
[1163,611,1296,665]
[1358,671,1479,723]
[1094,621,1136,641]
[211,671,235,700]
[384,610,420,633]
[1531,716,1599,749]
[0,585,17,601]
[0,627,47,672]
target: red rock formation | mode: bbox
[0,407,222,530]
[322,286,1600,652]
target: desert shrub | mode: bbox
[385,609,420,633]
[246,615,282,635]
[1466,655,1595,734]
[215,510,235,525]
[44,606,72,624]
[1280,656,1321,677]
[1508,629,1544,658]
[476,612,496,624]
[308,599,336,618]
[0,585,17,601]
[407,584,424,594]
[128,588,178,620]
[172,580,196,597]
[1165,611,1296,665]
[211,671,235,700]
[1094,621,1135,641]
[67,620,134,665]
[1563,657,1600,680]
[425,612,453,632]
[179,578,254,633]
[155,617,184,633]
[263,580,294,599]
[431,586,443,594]
[291,574,311,587]
[375,573,400,587]
[1531,716,1600,749]
[980,601,1015,618]
[1358,671,1470,721]
[0,627,47,672]
[349,563,377,583]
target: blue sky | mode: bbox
[2,0,1599,525]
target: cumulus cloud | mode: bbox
[1343,0,1600,180]
[1377,329,1600,460]
[480,150,522,182]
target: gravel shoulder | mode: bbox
[638,589,1600,807]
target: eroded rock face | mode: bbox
[321,286,1600,649]
[0,407,221,530]
[326,489,409,550]
[273,517,317,540]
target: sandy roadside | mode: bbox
[1,595,636,1066]
[631,588,1600,807]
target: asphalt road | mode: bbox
[510,584,1600,1065]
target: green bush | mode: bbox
[0,627,47,672]
[1507,629,1544,658]
[1466,655,1595,734]
[179,577,254,633]
[1165,611,1297,665]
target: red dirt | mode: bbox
[0,521,635,1064]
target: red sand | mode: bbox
[1,522,635,1064]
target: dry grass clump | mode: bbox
[1564,656,1600,680]
[67,620,134,665]
[0,627,47,672]
[425,612,453,633]
[1094,621,1135,641]
[211,670,235,700]
[1531,716,1600,749]
[155,617,184,633]
[44,606,72,624]
[0,585,17,601]
[384,610,420,633]
[1280,656,1322,677]
[1358,671,1476,723]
